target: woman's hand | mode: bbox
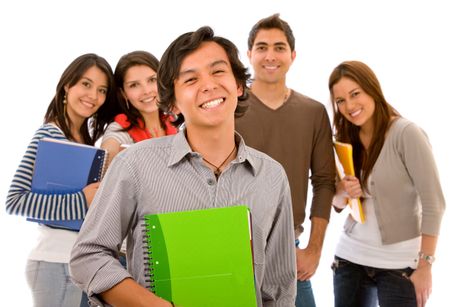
[82,182,101,207]
[336,175,363,199]
[410,264,432,307]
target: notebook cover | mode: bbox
[28,138,107,230]
[143,205,257,307]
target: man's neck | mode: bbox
[185,123,237,168]
[251,80,290,110]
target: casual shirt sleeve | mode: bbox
[102,121,134,145]
[261,167,297,306]
[309,106,336,220]
[70,155,136,306]
[400,122,445,235]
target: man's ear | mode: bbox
[247,49,252,61]
[291,50,297,62]
[237,84,244,97]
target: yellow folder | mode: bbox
[334,141,365,223]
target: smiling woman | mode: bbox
[100,50,178,168]
[1,1,449,306]
[329,61,445,307]
[4,53,116,307]
[64,66,110,141]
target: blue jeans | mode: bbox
[332,256,416,307]
[80,292,90,307]
[295,279,316,307]
[295,240,316,307]
[26,260,83,307]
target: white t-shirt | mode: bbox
[28,225,78,263]
[335,178,420,269]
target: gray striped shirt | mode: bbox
[70,131,296,306]
[102,121,134,146]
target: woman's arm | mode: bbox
[6,125,88,221]
[100,137,123,170]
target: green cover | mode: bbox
[143,206,257,307]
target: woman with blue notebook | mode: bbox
[5,53,116,307]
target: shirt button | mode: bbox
[207,179,215,185]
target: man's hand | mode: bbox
[296,246,321,281]
[296,217,328,281]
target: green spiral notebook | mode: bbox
[143,205,257,307]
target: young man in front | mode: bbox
[70,26,296,306]
[235,14,336,307]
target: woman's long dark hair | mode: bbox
[44,53,116,145]
[329,61,399,190]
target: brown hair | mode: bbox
[328,61,399,189]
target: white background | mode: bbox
[0,0,448,306]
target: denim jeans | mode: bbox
[80,292,90,307]
[295,239,316,307]
[26,260,83,307]
[295,279,316,307]
[332,256,416,307]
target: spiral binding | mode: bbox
[98,150,108,181]
[142,220,156,291]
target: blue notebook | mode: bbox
[28,138,108,231]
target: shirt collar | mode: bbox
[168,130,257,176]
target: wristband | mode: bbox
[418,252,435,265]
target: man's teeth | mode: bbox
[201,98,223,109]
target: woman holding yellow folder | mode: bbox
[329,61,445,307]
